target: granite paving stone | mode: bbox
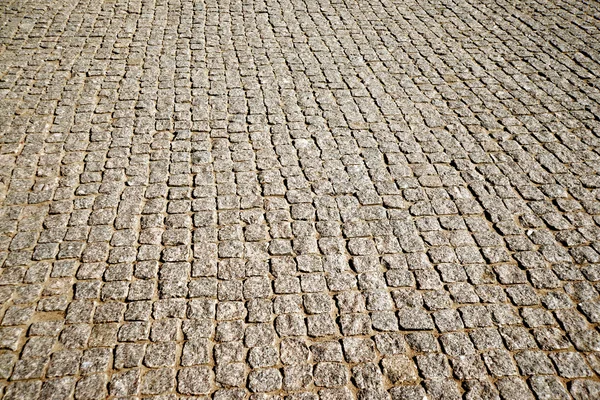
[1,0,600,398]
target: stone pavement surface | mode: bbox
[1,0,600,398]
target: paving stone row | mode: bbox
[1,0,600,398]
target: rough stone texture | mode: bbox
[0,0,600,398]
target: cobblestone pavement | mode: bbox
[2,0,600,398]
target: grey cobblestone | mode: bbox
[1,0,600,397]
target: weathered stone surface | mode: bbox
[1,0,599,396]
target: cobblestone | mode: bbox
[0,0,600,397]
